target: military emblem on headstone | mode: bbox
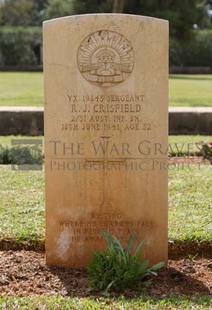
[77,30,134,87]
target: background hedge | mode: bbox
[0,27,211,68]
[0,27,42,66]
[170,30,212,66]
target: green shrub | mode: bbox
[170,30,212,66]
[0,28,211,67]
[0,26,42,66]
[196,141,212,160]
[87,231,164,292]
[0,145,10,164]
[0,144,43,164]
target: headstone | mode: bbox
[44,14,169,266]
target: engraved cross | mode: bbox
[85,136,126,207]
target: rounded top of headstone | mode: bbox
[43,13,169,25]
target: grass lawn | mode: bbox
[0,164,211,244]
[0,73,212,107]
[169,166,212,242]
[169,75,212,107]
[0,135,211,244]
[0,295,211,310]
[0,135,211,309]
[0,135,44,147]
[0,72,43,106]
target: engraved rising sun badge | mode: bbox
[77,30,134,87]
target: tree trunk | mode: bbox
[112,0,124,13]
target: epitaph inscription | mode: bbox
[77,30,134,87]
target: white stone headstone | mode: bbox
[44,14,169,266]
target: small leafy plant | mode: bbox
[87,231,164,292]
[197,141,212,160]
[198,141,212,163]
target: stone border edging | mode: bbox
[169,66,212,74]
[0,107,44,136]
[169,107,212,135]
[0,107,211,135]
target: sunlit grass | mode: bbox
[0,138,211,243]
[169,74,212,107]
[0,295,211,310]
[0,72,43,106]
[0,73,212,107]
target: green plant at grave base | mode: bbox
[87,231,164,292]
[0,144,43,165]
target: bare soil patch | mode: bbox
[0,251,211,298]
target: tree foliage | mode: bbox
[44,0,74,20]
[0,0,210,41]
[123,0,207,40]
[68,0,207,40]
[70,0,113,14]
[0,27,42,66]
[113,0,124,13]
[0,0,47,26]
